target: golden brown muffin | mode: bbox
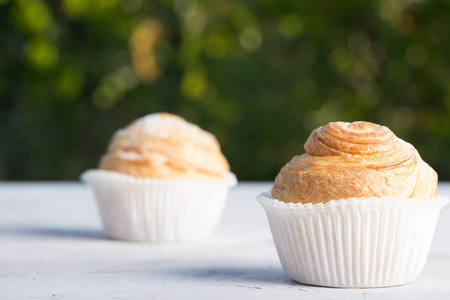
[99,113,230,178]
[272,121,437,204]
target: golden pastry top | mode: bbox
[99,113,230,178]
[272,121,437,204]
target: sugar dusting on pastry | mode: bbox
[99,112,229,178]
[138,113,213,140]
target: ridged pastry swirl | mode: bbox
[99,113,230,178]
[272,121,437,204]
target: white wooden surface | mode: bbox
[1,182,450,299]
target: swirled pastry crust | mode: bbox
[99,113,230,178]
[272,122,437,204]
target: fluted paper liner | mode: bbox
[82,170,237,243]
[257,192,448,288]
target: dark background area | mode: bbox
[1,0,450,181]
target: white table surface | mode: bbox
[1,182,450,300]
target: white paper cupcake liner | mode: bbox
[81,170,237,243]
[257,192,449,288]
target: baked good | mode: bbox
[81,113,236,243]
[272,121,437,204]
[257,121,448,288]
[99,113,229,179]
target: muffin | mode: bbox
[82,113,237,243]
[257,121,448,287]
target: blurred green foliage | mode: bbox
[2,0,450,181]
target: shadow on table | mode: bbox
[164,265,306,288]
[1,226,105,240]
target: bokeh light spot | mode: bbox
[14,0,53,34]
[23,38,59,70]
[92,67,138,109]
[278,14,303,38]
[130,19,163,83]
[205,34,229,58]
[56,67,85,102]
[239,27,262,52]
[63,0,90,18]
[181,69,207,100]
